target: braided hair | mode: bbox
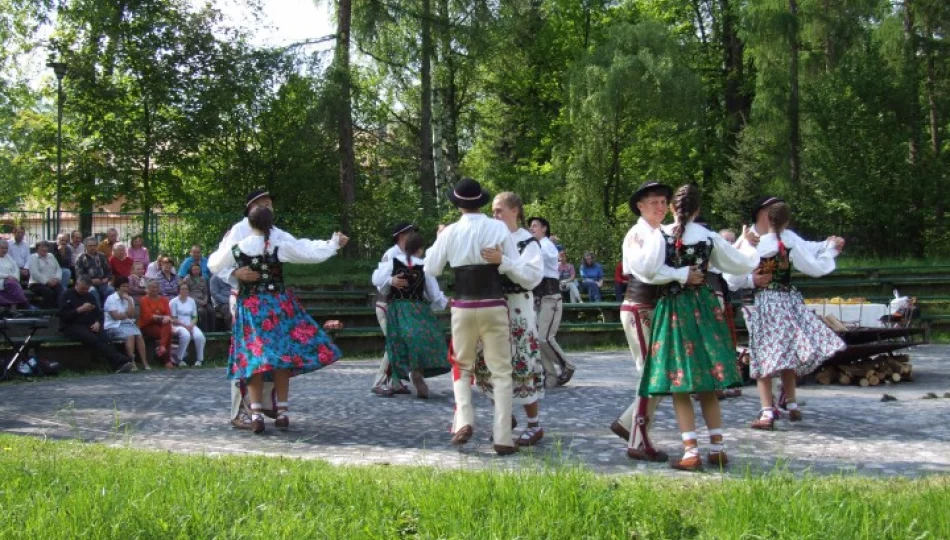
[767,202,791,257]
[248,205,275,249]
[671,184,701,255]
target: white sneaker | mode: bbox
[195,361,203,367]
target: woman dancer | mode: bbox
[638,184,757,471]
[373,231,449,399]
[734,201,845,429]
[208,205,347,434]
[476,192,546,446]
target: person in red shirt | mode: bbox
[614,261,628,302]
[109,242,134,279]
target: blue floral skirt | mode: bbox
[228,290,341,381]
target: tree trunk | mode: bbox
[925,24,940,158]
[721,0,748,146]
[335,0,356,240]
[419,0,437,218]
[903,0,920,166]
[604,132,621,223]
[823,0,834,71]
[141,97,152,249]
[789,0,801,186]
[437,0,460,187]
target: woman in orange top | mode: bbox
[138,280,175,368]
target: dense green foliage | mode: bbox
[0,0,948,262]
[0,434,948,538]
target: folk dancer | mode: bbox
[527,216,575,387]
[724,197,845,429]
[425,177,522,455]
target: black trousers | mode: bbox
[29,283,64,309]
[61,323,130,370]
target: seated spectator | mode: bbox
[210,274,232,329]
[128,234,150,268]
[75,236,114,307]
[0,239,31,311]
[128,261,148,298]
[558,248,582,303]
[53,233,74,285]
[138,280,175,368]
[9,226,31,284]
[614,261,628,302]
[145,257,162,279]
[109,242,134,279]
[184,261,215,331]
[579,251,604,302]
[58,276,133,373]
[103,276,150,371]
[156,256,179,298]
[170,282,206,367]
[177,244,209,279]
[69,230,85,266]
[98,228,118,259]
[28,241,65,308]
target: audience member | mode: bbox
[558,248,582,303]
[27,241,64,308]
[177,244,209,278]
[209,274,232,329]
[145,257,162,279]
[156,256,179,297]
[75,236,113,306]
[184,261,214,331]
[579,251,604,302]
[138,280,175,368]
[128,234,150,268]
[69,230,85,265]
[0,239,31,310]
[128,261,148,298]
[53,233,74,285]
[103,276,150,370]
[614,261,628,302]
[58,276,133,373]
[109,242,134,278]
[170,282,206,366]
[9,226,31,283]
[98,228,118,259]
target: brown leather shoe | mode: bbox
[671,453,703,471]
[627,446,669,462]
[556,367,575,386]
[494,444,519,456]
[231,416,252,430]
[251,417,265,434]
[451,425,473,445]
[516,426,544,447]
[410,371,429,399]
[707,451,729,468]
[751,414,775,430]
[371,386,394,398]
[788,409,803,422]
[610,421,631,443]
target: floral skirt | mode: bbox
[639,286,743,395]
[385,299,450,380]
[748,288,845,379]
[473,292,544,405]
[228,290,341,381]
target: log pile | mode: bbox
[814,354,913,386]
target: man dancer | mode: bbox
[426,177,521,455]
[369,222,417,396]
[610,181,679,462]
[527,216,574,387]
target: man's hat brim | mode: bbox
[629,182,673,215]
[447,187,491,209]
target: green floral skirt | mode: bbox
[638,286,742,395]
[385,299,451,380]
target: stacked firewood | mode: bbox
[814,354,913,386]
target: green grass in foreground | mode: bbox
[0,435,947,539]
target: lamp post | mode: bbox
[46,59,67,235]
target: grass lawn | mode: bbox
[0,435,947,539]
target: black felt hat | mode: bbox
[391,222,418,243]
[751,196,784,222]
[629,182,673,215]
[526,216,551,237]
[244,189,273,216]
[447,177,491,209]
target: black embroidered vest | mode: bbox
[501,237,539,294]
[389,258,426,301]
[756,248,794,291]
[658,233,713,297]
[232,245,285,297]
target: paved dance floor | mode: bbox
[2,345,949,477]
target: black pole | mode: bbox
[55,75,62,235]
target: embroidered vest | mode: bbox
[756,248,794,291]
[658,232,713,297]
[389,258,426,301]
[232,245,285,296]
[501,237,539,294]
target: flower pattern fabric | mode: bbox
[473,292,544,405]
[747,288,845,379]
